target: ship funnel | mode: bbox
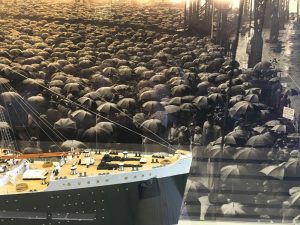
[123,151,128,159]
[119,163,124,171]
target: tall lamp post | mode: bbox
[214,0,231,47]
[247,0,267,67]
[184,0,187,30]
[248,0,253,37]
[297,0,299,23]
[211,0,215,39]
[269,0,280,43]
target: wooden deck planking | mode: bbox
[0,151,182,195]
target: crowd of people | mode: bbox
[0,0,183,32]
[0,0,300,223]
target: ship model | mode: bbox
[0,147,191,225]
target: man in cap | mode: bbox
[202,115,221,146]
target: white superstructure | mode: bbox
[45,153,192,192]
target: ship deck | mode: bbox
[0,150,187,195]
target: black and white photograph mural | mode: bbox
[0,0,300,224]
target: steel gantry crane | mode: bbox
[183,0,214,35]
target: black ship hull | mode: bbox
[0,174,188,225]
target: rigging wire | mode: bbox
[1,84,65,152]
[3,93,31,141]
[7,70,176,152]
[6,85,67,141]
[50,64,174,149]
[0,84,19,150]
[3,82,67,141]
[71,77,173,148]
[1,84,46,142]
[8,92,65,152]
[3,83,67,142]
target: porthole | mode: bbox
[87,181,90,184]
[97,180,100,183]
[124,177,128,180]
[78,182,81,185]
[67,183,71,186]
[105,179,109,182]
